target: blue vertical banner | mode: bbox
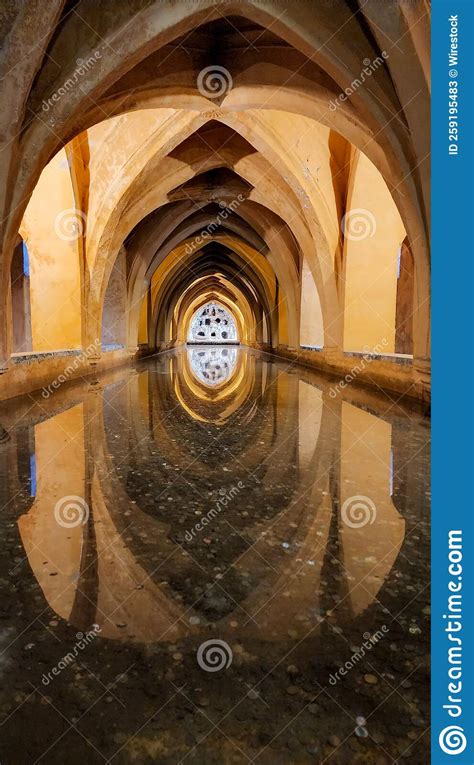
[432,1,474,763]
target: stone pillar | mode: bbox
[413,355,431,406]
[412,248,431,402]
[0,271,12,374]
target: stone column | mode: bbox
[0,271,12,374]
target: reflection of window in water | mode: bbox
[11,426,36,496]
[188,302,238,343]
[189,347,238,386]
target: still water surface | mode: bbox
[0,347,430,763]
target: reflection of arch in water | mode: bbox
[188,346,238,388]
[14,365,412,643]
[337,402,405,618]
[174,348,258,425]
[106,372,405,631]
[187,301,238,343]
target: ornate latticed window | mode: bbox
[188,302,238,343]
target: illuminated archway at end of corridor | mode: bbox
[187,302,239,344]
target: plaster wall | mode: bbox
[300,259,324,348]
[19,149,82,352]
[101,247,127,348]
[343,151,406,353]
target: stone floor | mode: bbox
[0,346,430,764]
